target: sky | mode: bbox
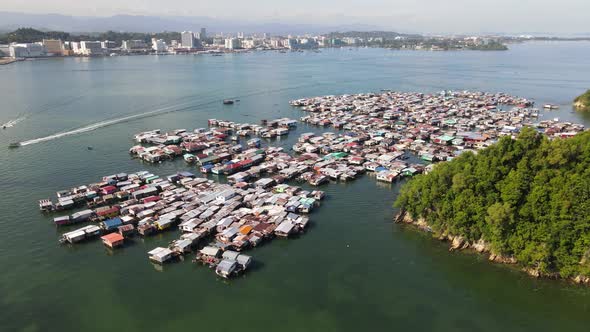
[1,0,589,33]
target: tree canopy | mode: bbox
[574,90,590,112]
[0,28,181,45]
[395,128,590,278]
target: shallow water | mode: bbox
[1,42,590,332]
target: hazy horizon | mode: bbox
[1,0,589,34]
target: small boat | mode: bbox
[39,199,54,212]
[223,99,234,105]
[8,142,20,148]
[247,138,261,148]
[183,153,196,163]
[200,164,214,174]
[87,146,93,150]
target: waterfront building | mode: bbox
[343,37,361,45]
[80,41,105,56]
[297,38,318,49]
[283,38,298,49]
[181,31,195,49]
[225,38,241,50]
[101,40,117,49]
[152,39,167,52]
[330,38,344,46]
[170,40,179,47]
[42,39,64,56]
[270,39,282,49]
[9,43,46,58]
[241,39,261,49]
[200,28,207,40]
[0,44,10,57]
[213,37,225,46]
[122,40,148,51]
[69,41,80,54]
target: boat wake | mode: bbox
[1,116,26,129]
[15,82,322,147]
[18,99,215,146]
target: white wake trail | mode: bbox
[18,99,213,146]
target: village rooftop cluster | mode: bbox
[40,170,325,278]
[290,91,584,167]
[39,90,587,278]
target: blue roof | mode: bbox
[375,166,388,172]
[103,217,123,230]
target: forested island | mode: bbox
[574,90,590,112]
[395,128,590,283]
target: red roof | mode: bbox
[101,185,117,193]
[101,233,124,243]
[97,206,120,216]
[142,196,160,203]
[167,146,182,154]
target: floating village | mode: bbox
[39,90,586,279]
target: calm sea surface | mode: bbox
[1,42,590,332]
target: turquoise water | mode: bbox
[1,42,590,332]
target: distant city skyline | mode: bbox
[0,0,588,34]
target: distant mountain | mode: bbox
[0,11,384,35]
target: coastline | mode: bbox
[393,210,590,285]
[574,100,588,111]
[0,58,17,65]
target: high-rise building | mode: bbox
[80,41,104,55]
[152,39,167,52]
[42,39,64,56]
[9,43,46,58]
[122,40,148,51]
[213,37,225,46]
[181,31,195,49]
[101,41,116,49]
[283,38,298,49]
[200,28,207,40]
[0,44,10,57]
[224,38,241,50]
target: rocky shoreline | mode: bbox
[574,100,588,111]
[574,90,590,112]
[393,210,590,285]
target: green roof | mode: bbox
[437,135,455,141]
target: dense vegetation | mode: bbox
[0,28,71,43]
[574,90,590,112]
[0,28,181,45]
[465,40,508,51]
[396,128,590,278]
